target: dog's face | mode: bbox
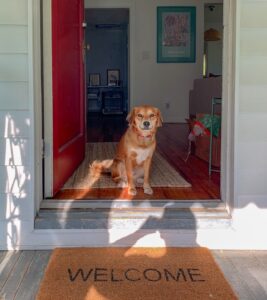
[127,105,163,133]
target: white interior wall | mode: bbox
[85,0,205,122]
[204,4,223,75]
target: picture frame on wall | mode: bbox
[107,69,120,86]
[157,6,196,63]
[89,73,101,86]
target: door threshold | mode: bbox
[40,199,223,210]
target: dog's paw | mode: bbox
[144,186,153,195]
[136,177,144,184]
[117,180,127,188]
[128,187,137,196]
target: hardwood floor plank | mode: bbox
[0,251,21,292]
[0,251,35,300]
[54,187,217,200]
[14,251,51,300]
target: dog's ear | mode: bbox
[126,108,136,124]
[156,108,163,127]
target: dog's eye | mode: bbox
[150,114,155,118]
[137,114,143,118]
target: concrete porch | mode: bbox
[1,250,267,299]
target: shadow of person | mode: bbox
[37,199,237,300]
[62,203,203,300]
[80,205,235,300]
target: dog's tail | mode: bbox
[90,159,114,174]
[90,158,123,184]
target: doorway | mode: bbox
[85,9,129,115]
[42,0,225,202]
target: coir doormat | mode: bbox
[36,247,237,300]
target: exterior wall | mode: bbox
[231,0,267,238]
[236,0,267,207]
[0,0,35,248]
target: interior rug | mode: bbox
[36,247,237,300]
[63,142,191,189]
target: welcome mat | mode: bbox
[36,248,237,300]
[63,143,191,189]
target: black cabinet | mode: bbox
[87,87,101,112]
[87,86,124,114]
[102,90,123,114]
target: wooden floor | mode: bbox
[1,250,267,300]
[54,114,220,200]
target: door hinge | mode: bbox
[42,139,45,158]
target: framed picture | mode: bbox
[107,69,120,86]
[89,73,100,86]
[157,6,196,63]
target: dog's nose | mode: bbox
[143,121,150,128]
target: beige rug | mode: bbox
[36,247,237,300]
[63,143,191,189]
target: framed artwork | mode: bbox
[107,69,120,86]
[157,6,196,63]
[89,73,100,86]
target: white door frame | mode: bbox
[42,0,53,198]
[38,0,236,209]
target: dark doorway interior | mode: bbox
[85,9,129,115]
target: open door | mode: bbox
[44,0,86,197]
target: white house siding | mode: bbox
[236,0,267,208]
[0,0,33,248]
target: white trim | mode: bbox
[28,0,38,219]
[32,0,43,213]
[218,0,237,213]
[234,0,241,210]
[42,0,53,197]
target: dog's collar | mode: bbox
[137,134,152,139]
[132,126,154,139]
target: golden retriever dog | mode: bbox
[91,105,163,196]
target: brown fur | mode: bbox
[90,105,163,195]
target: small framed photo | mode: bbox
[157,6,196,63]
[89,73,100,86]
[107,69,120,86]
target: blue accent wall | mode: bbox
[85,25,128,111]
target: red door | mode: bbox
[52,0,85,195]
